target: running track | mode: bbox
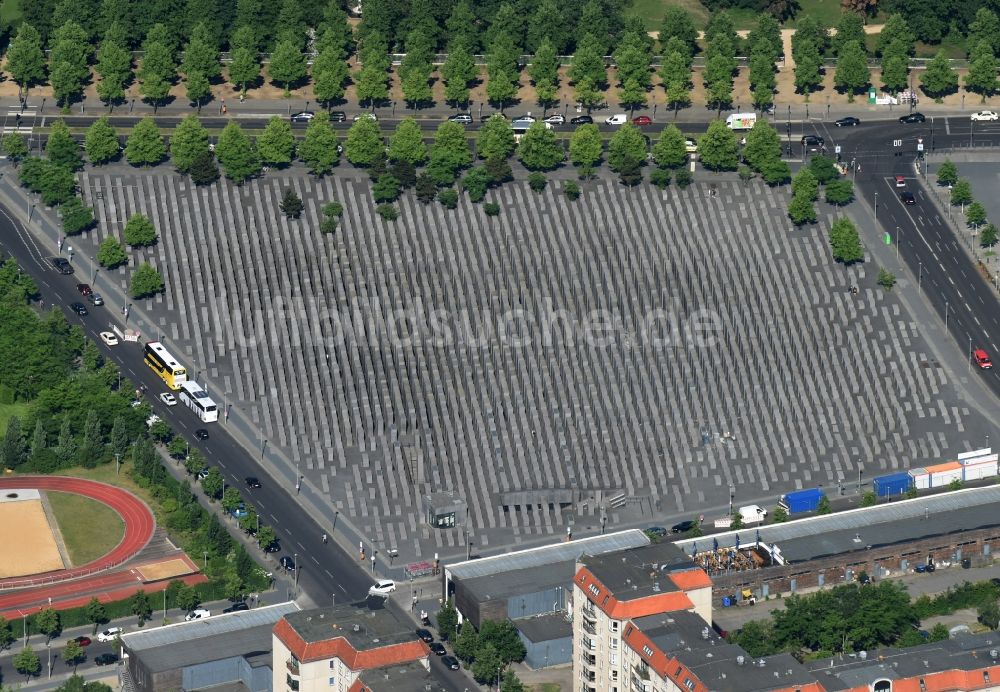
[0,476,155,589]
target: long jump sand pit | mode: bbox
[135,558,196,582]
[0,489,65,578]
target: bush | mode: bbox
[461,167,491,202]
[484,202,501,216]
[577,165,594,180]
[438,188,459,209]
[372,174,401,203]
[650,169,672,189]
[130,263,165,298]
[675,169,693,188]
[738,165,755,183]
[60,196,95,235]
[877,268,896,290]
[564,181,581,201]
[527,172,547,192]
[320,202,343,233]
[376,203,398,222]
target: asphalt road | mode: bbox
[0,215,466,692]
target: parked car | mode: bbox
[512,114,536,123]
[900,191,916,205]
[671,520,697,533]
[448,113,473,124]
[97,627,123,643]
[632,115,652,126]
[290,111,315,122]
[185,608,211,621]
[801,134,824,147]
[280,556,296,571]
[834,116,861,126]
[196,468,210,480]
[605,114,628,125]
[160,392,177,406]
[223,602,250,613]
[570,115,593,125]
[368,579,396,596]
[645,526,667,538]
[429,642,447,655]
[442,655,461,670]
[70,302,88,316]
[76,283,92,295]
[353,112,378,122]
[973,348,993,369]
[263,540,281,553]
[685,139,698,153]
[94,653,119,666]
[51,257,73,274]
[88,291,104,305]
[329,111,347,122]
[543,114,565,124]
[99,331,119,346]
[416,628,434,643]
[246,476,262,488]
[971,110,999,121]
[899,112,926,123]
[194,429,210,440]
[69,636,92,647]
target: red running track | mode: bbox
[0,476,155,589]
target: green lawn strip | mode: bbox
[0,0,21,27]
[46,489,125,566]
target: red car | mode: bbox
[632,116,652,126]
[76,283,92,296]
[69,636,92,647]
[973,348,993,369]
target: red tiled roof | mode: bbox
[668,569,712,590]
[575,567,695,619]
[870,667,1000,692]
[273,618,430,667]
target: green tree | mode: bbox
[453,622,479,662]
[137,40,175,108]
[189,149,220,185]
[470,643,504,684]
[529,39,560,109]
[13,646,40,680]
[437,600,459,641]
[570,33,607,91]
[951,179,973,206]
[788,192,817,225]
[125,117,167,166]
[441,40,477,106]
[772,505,789,522]
[825,178,855,205]
[461,167,491,202]
[937,159,958,187]
[607,123,646,172]
[269,37,307,95]
[729,619,774,657]
[703,53,735,111]
[928,623,950,641]
[182,23,220,81]
[35,608,61,642]
[967,201,987,228]
[478,115,516,161]
[698,120,738,171]
[968,8,1000,58]
[47,121,83,171]
[372,174,401,202]
[965,41,999,100]
[485,34,519,110]
[61,197,96,234]
[817,495,832,514]
[298,112,340,176]
[834,40,869,102]
[792,168,819,201]
[345,116,384,167]
[85,117,120,165]
[829,217,864,263]
[229,46,261,96]
[1,416,25,468]
[201,466,224,498]
[517,122,563,171]
[312,47,349,106]
[980,223,999,248]
[569,124,603,171]
[84,597,106,633]
[877,13,915,57]
[130,589,152,625]
[479,619,526,663]
[257,117,296,166]
[743,120,781,172]
[54,417,77,467]
[501,669,524,692]
[979,600,1000,629]
[880,44,910,95]
[427,121,473,185]
[920,50,958,100]
[95,39,132,105]
[175,583,200,611]
[257,524,278,550]
[280,188,304,218]
[7,24,48,94]
[170,115,210,173]
[388,118,428,165]
[659,6,698,57]
[49,20,91,106]
[97,236,127,268]
[184,70,212,109]
[877,267,897,290]
[216,121,261,183]
[130,263,165,298]
[123,213,157,247]
[793,40,822,96]
[651,124,687,169]
[63,639,85,670]
[2,133,30,164]
[832,12,866,56]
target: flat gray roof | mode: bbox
[460,562,573,603]
[512,612,573,643]
[284,600,417,651]
[581,541,694,599]
[673,486,1000,563]
[122,602,299,673]
[358,662,447,692]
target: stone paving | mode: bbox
[70,167,993,559]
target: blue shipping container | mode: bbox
[780,488,825,513]
[873,471,912,497]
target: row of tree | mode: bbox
[434,604,527,688]
[936,160,1000,248]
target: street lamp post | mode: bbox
[874,191,878,219]
[115,453,121,475]
[896,226,900,260]
[729,486,735,516]
[918,262,923,292]
[858,464,863,494]
[945,300,950,332]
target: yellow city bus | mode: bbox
[143,342,187,390]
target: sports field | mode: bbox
[47,491,125,566]
[0,494,63,578]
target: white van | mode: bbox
[725,113,757,130]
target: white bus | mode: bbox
[177,381,219,423]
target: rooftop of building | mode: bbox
[806,632,1000,690]
[121,602,299,674]
[674,485,1000,563]
[460,562,574,603]
[511,611,573,643]
[580,541,701,600]
[274,600,429,667]
[355,661,443,692]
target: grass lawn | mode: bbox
[47,490,126,566]
[0,401,29,437]
[0,0,20,27]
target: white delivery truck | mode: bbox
[725,113,757,130]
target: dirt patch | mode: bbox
[135,557,197,582]
[0,498,64,578]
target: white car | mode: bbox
[971,110,999,121]
[185,609,211,621]
[353,112,378,122]
[97,627,123,643]
[368,579,397,596]
[605,114,628,126]
[99,331,119,346]
[513,114,536,123]
[543,114,565,125]
[160,392,177,406]
[685,139,698,153]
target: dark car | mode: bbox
[441,655,460,670]
[900,191,916,205]
[194,429,209,440]
[76,283,92,295]
[632,115,652,126]
[94,653,118,666]
[570,115,594,125]
[245,476,261,488]
[51,257,73,274]
[329,111,347,122]
[991,577,1000,587]
[899,112,926,123]
[290,111,315,123]
[263,541,281,553]
[70,302,89,316]
[69,635,92,647]
[223,602,250,613]
[280,556,296,571]
[416,628,434,643]
[645,526,667,538]
[671,520,697,534]
[429,642,447,655]
[801,134,825,147]
[835,116,860,127]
